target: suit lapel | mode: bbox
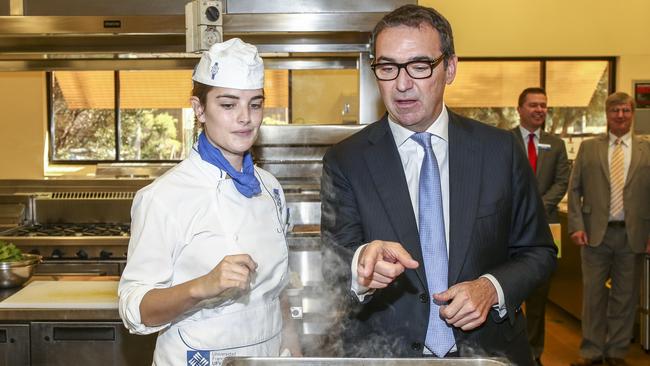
[363,119,426,288]
[448,113,481,284]
[536,132,550,176]
[625,136,642,187]
[597,135,610,182]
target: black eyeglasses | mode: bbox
[371,55,446,81]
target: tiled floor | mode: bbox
[540,302,649,366]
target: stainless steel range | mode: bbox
[0,190,137,277]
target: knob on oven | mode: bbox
[51,249,64,259]
[99,250,113,260]
[76,249,88,260]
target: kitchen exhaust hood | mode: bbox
[0,0,414,66]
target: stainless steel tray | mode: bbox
[222,357,511,365]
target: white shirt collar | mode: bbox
[608,131,631,147]
[518,125,540,140]
[387,105,449,147]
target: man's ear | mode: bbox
[190,96,206,123]
[445,55,458,85]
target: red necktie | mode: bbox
[527,133,537,173]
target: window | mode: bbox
[48,69,290,162]
[49,58,614,162]
[50,71,116,160]
[448,58,614,135]
[447,61,540,129]
[50,70,191,162]
[545,60,610,135]
[118,70,193,161]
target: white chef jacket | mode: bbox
[118,148,289,366]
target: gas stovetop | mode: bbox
[0,223,130,237]
[0,223,131,260]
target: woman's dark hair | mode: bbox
[191,81,212,107]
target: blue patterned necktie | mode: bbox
[411,132,455,357]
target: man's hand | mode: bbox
[357,240,419,289]
[433,277,497,331]
[571,230,589,246]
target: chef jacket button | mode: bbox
[419,293,428,303]
[276,228,282,233]
[411,342,422,351]
[233,234,238,242]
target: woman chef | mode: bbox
[118,38,298,365]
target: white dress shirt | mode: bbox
[518,126,540,151]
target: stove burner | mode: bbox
[2,223,131,237]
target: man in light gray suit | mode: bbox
[568,92,650,366]
[512,87,569,366]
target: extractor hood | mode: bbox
[0,0,414,62]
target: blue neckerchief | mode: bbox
[197,131,261,198]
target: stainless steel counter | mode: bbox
[222,358,510,365]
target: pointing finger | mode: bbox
[383,244,419,269]
[358,244,380,278]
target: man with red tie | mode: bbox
[512,87,570,366]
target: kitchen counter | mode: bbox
[0,275,157,366]
[0,275,121,321]
[548,211,583,319]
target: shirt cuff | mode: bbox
[351,244,375,302]
[118,284,169,335]
[480,274,507,318]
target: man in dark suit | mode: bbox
[511,87,570,366]
[568,92,650,366]
[321,5,557,366]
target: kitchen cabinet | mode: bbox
[0,324,30,365]
[30,322,156,366]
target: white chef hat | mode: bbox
[192,38,264,90]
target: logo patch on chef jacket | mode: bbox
[272,188,282,209]
[187,350,210,366]
[211,351,236,365]
[210,62,219,80]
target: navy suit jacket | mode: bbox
[321,111,557,365]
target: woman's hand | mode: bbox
[194,254,258,300]
[139,254,258,327]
